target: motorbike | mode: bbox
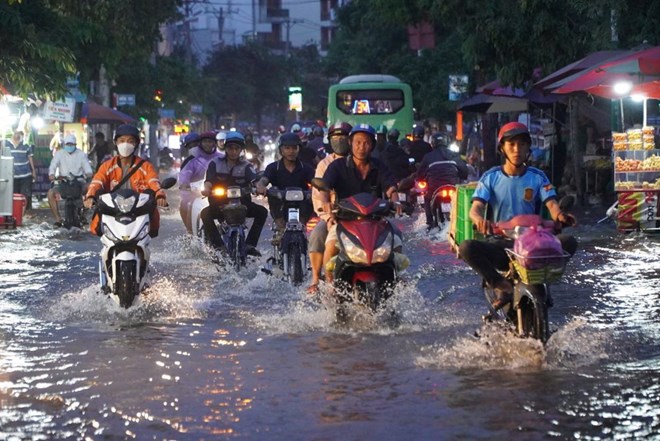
[263,187,311,285]
[482,214,570,343]
[96,177,177,308]
[207,178,251,271]
[57,174,87,229]
[313,179,409,321]
[428,184,456,229]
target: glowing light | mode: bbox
[613,81,633,96]
[630,94,646,102]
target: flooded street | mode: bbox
[1,203,659,440]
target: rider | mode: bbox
[48,133,94,227]
[307,121,352,293]
[84,125,167,237]
[416,132,469,229]
[408,125,432,165]
[201,131,266,257]
[180,132,201,170]
[216,131,227,152]
[371,124,388,160]
[458,122,578,310]
[381,128,413,182]
[255,132,315,239]
[179,131,224,234]
[244,131,263,171]
[318,124,403,282]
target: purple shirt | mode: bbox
[179,149,224,186]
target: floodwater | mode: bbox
[1,201,659,440]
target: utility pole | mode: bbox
[284,19,303,58]
[183,0,193,64]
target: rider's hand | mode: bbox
[558,211,577,227]
[475,217,491,235]
[83,196,94,209]
[156,197,168,207]
[255,182,267,195]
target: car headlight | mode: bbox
[115,195,136,213]
[339,232,368,264]
[372,232,393,263]
[102,224,120,243]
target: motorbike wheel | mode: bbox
[116,261,139,308]
[64,201,75,229]
[358,281,381,312]
[230,231,245,272]
[516,285,550,343]
[288,243,304,285]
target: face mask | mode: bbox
[330,137,350,156]
[117,142,136,157]
[64,145,76,153]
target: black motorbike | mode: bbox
[264,187,311,285]
[57,175,87,229]
[208,181,250,271]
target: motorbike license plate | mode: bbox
[227,187,242,198]
[441,202,451,213]
[417,195,425,206]
[288,208,300,223]
[397,192,407,202]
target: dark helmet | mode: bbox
[312,126,324,137]
[181,132,200,147]
[412,125,425,139]
[244,131,254,142]
[387,128,400,142]
[199,131,216,141]
[224,131,245,148]
[431,132,451,149]
[498,122,531,146]
[327,121,352,138]
[278,132,301,148]
[114,124,140,142]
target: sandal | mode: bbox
[491,289,513,310]
[306,283,320,296]
[53,220,63,228]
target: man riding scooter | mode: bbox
[415,132,468,230]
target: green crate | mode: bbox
[456,183,477,221]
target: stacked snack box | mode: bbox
[613,126,660,232]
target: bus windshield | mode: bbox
[336,89,405,115]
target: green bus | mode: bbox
[327,75,413,140]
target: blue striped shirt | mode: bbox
[9,141,34,179]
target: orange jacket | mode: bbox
[86,156,166,200]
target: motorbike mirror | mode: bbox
[397,176,415,192]
[558,194,576,211]
[310,178,330,192]
[161,177,177,190]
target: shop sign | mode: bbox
[43,98,76,122]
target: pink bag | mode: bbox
[513,226,564,269]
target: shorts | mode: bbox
[308,219,328,253]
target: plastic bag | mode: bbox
[513,226,563,269]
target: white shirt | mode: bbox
[312,153,342,220]
[49,149,93,178]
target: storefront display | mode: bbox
[612,126,660,232]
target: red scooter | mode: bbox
[313,179,408,321]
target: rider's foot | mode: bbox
[491,288,513,310]
[53,220,63,228]
[246,245,261,257]
[306,282,319,297]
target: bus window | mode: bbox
[336,89,404,115]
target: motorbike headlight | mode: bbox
[339,232,368,264]
[245,152,254,160]
[212,187,226,197]
[372,232,393,263]
[115,195,136,213]
[102,224,120,243]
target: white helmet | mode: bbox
[216,131,227,141]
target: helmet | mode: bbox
[387,128,400,142]
[327,121,352,138]
[498,122,531,145]
[181,132,200,147]
[291,123,302,133]
[224,131,245,147]
[63,134,77,145]
[412,125,425,139]
[312,126,324,137]
[278,132,301,148]
[375,124,388,135]
[114,124,140,142]
[244,131,253,141]
[216,131,227,141]
[200,131,216,141]
[431,132,451,149]
[349,124,376,147]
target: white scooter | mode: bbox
[189,179,209,239]
[97,177,177,308]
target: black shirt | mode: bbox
[264,159,314,189]
[322,155,396,200]
[409,140,432,164]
